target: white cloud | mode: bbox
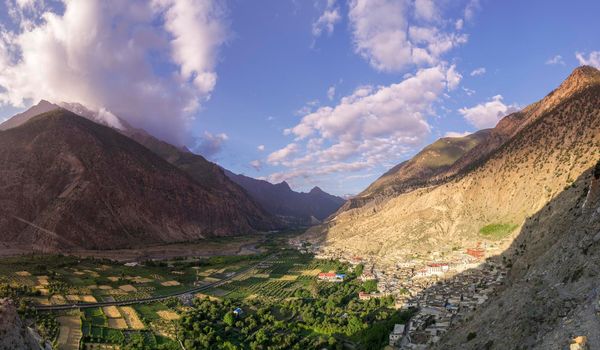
[575,51,600,69]
[0,0,229,145]
[414,0,439,22]
[459,95,519,129]
[455,19,464,30]
[155,0,229,95]
[462,87,475,96]
[444,131,472,138]
[327,86,336,100]
[312,0,341,37]
[194,131,228,158]
[268,64,460,183]
[463,0,480,21]
[545,55,565,66]
[257,144,265,152]
[347,0,468,72]
[250,160,262,171]
[470,67,486,76]
[267,143,299,165]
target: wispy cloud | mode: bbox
[545,55,565,65]
[470,67,486,76]
[312,0,341,38]
[575,51,600,68]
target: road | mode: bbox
[34,254,276,311]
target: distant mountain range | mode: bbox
[224,170,345,225]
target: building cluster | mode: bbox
[291,239,508,349]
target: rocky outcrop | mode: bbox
[0,299,39,350]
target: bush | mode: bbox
[467,332,477,341]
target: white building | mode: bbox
[389,324,405,346]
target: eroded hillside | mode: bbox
[308,66,600,264]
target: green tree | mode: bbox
[223,312,235,327]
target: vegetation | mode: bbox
[178,286,413,350]
[479,223,519,239]
[5,233,412,350]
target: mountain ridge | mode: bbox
[224,170,345,225]
[307,66,600,263]
[0,109,278,251]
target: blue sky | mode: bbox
[0,0,599,196]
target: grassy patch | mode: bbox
[479,223,518,239]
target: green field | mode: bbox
[479,223,519,239]
[1,230,403,349]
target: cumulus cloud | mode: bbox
[459,95,519,129]
[312,0,341,38]
[470,67,486,76]
[194,131,228,158]
[257,144,265,152]
[575,51,600,69]
[348,0,468,72]
[0,0,229,145]
[267,64,461,183]
[546,55,565,66]
[267,143,299,165]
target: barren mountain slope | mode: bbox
[0,110,277,251]
[309,66,600,262]
[436,162,600,349]
[354,130,490,201]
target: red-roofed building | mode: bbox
[318,272,345,282]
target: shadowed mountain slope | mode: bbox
[0,110,277,251]
[435,162,600,349]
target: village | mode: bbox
[291,239,509,349]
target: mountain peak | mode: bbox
[309,186,324,194]
[0,99,60,131]
[559,65,600,92]
[276,181,292,190]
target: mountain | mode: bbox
[306,66,600,262]
[435,162,600,348]
[342,129,492,210]
[0,100,58,131]
[224,170,346,225]
[0,109,277,251]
